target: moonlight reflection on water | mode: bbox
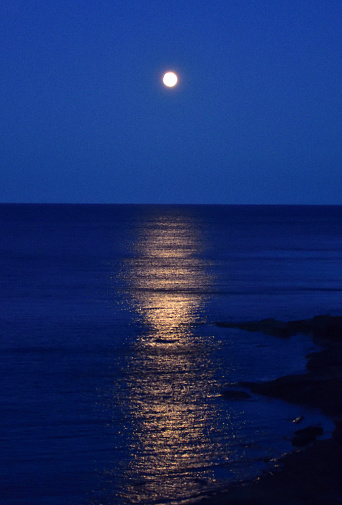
[117,213,227,504]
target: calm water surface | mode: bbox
[0,205,341,505]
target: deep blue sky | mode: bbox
[1,0,341,204]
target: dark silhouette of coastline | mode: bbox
[201,315,342,504]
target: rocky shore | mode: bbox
[201,315,342,505]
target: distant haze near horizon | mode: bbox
[1,1,342,205]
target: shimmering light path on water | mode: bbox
[117,213,221,503]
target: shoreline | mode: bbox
[201,315,342,505]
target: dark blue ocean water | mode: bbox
[1,204,341,505]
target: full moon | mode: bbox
[163,71,178,87]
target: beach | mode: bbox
[200,315,342,505]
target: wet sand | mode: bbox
[201,315,342,505]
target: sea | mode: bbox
[1,204,342,505]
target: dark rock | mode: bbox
[240,375,342,417]
[295,425,323,437]
[332,417,342,444]
[280,315,342,342]
[306,348,342,372]
[292,426,324,447]
[216,315,342,342]
[216,318,294,338]
[221,389,251,400]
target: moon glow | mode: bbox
[163,72,178,87]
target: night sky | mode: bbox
[1,1,341,204]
